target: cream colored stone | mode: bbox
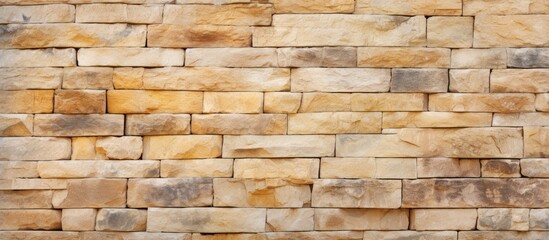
[71,137,95,160]
[176,0,249,2]
[128,178,212,207]
[382,112,492,128]
[234,158,318,182]
[530,209,549,230]
[320,158,376,179]
[76,4,162,23]
[213,178,310,208]
[54,90,106,114]
[507,48,549,68]
[203,92,263,113]
[351,93,425,111]
[34,114,124,136]
[299,93,351,112]
[126,114,190,135]
[266,208,313,231]
[186,48,277,67]
[107,90,203,113]
[524,126,549,157]
[52,179,127,208]
[363,231,457,240]
[428,17,473,48]
[0,231,79,240]
[95,136,142,160]
[264,231,363,240]
[411,209,477,230]
[78,48,184,67]
[96,208,147,231]
[464,0,549,15]
[0,210,61,230]
[0,114,32,136]
[0,68,63,90]
[0,190,52,208]
[148,24,251,48]
[481,159,521,178]
[390,68,448,93]
[288,112,381,134]
[356,0,462,15]
[417,158,480,178]
[277,47,357,67]
[449,69,490,93]
[0,4,74,23]
[63,67,113,89]
[375,158,417,179]
[0,137,70,160]
[358,47,450,68]
[272,0,353,13]
[477,208,529,231]
[143,135,222,159]
[193,114,286,135]
[38,160,158,178]
[314,208,409,230]
[537,94,549,112]
[0,49,75,67]
[521,158,549,177]
[491,69,549,93]
[62,209,97,231]
[264,92,301,113]
[223,135,335,158]
[0,90,53,113]
[474,15,549,47]
[0,161,38,179]
[113,67,143,89]
[81,232,191,240]
[312,179,401,208]
[451,48,506,68]
[429,93,535,112]
[161,159,233,178]
[164,4,271,26]
[291,68,390,93]
[0,179,66,190]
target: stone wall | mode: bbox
[0,0,548,239]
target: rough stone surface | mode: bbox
[277,47,357,67]
[0,114,33,136]
[113,67,143,89]
[0,68,63,90]
[0,179,66,190]
[161,159,233,178]
[363,231,458,240]
[0,161,38,179]
[417,158,480,178]
[52,179,127,208]
[95,208,147,231]
[314,208,409,230]
[163,4,272,26]
[148,25,251,48]
[223,135,335,158]
[411,209,477,230]
[351,93,426,111]
[54,90,106,114]
[289,112,381,134]
[264,92,301,113]
[76,4,162,23]
[537,94,549,112]
[266,208,314,231]
[477,208,529,231]
[203,92,263,113]
[0,210,61,230]
[272,0,354,13]
[78,48,184,67]
[449,69,490,93]
[34,114,124,136]
[233,158,319,182]
[0,137,71,160]
[521,158,549,177]
[291,68,391,92]
[0,49,75,67]
[0,4,74,23]
[428,17,473,48]
[481,160,521,178]
[429,93,535,112]
[530,209,549,230]
[312,179,402,208]
[491,69,549,93]
[300,93,352,112]
[356,0,462,15]
[107,90,203,113]
[451,48,507,69]
[37,160,158,178]
[127,178,212,207]
[126,114,190,135]
[382,112,492,128]
[0,90,53,113]
[474,15,549,47]
[0,190,52,208]
[391,68,448,93]
[63,67,113,89]
[358,47,450,68]
[62,209,97,231]
[464,0,549,15]
[143,135,222,159]
[95,136,142,160]
[524,126,549,157]
[507,48,549,68]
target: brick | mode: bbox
[0,161,38,179]
[126,114,190,135]
[537,94,549,112]
[300,93,351,112]
[524,126,549,157]
[449,69,490,93]
[0,179,66,190]
[127,178,212,208]
[481,160,521,177]
[521,158,549,177]
[62,209,96,231]
[95,136,142,160]
[312,179,401,208]
[34,114,124,136]
[76,4,162,23]
[62,67,113,89]
[474,15,549,47]
[277,47,357,67]
[95,208,147,231]
[266,208,313,231]
[0,190,52,208]
[464,0,549,15]
[143,135,222,159]
[451,48,506,68]
[193,114,286,135]
[0,114,33,136]
[356,0,462,15]
[107,90,203,113]
[0,231,79,240]
[234,158,318,181]
[314,208,409,230]
[390,68,448,93]
[428,17,473,48]
[163,4,272,26]
[203,92,263,113]
[411,209,477,230]
[434,231,549,240]
[148,24,251,48]
[382,112,492,128]
[0,90,53,113]
[358,47,450,68]
[264,92,301,113]
[263,231,363,240]
[291,68,391,92]
[530,209,549,230]
[417,158,480,178]
[186,48,278,67]
[0,68,62,90]
[112,67,142,89]
[82,232,191,240]
[363,231,457,240]
[70,137,96,160]
[54,90,106,114]
[52,179,126,208]
[37,160,158,178]
[161,159,233,178]
[289,112,381,134]
[507,48,549,68]
[223,135,335,158]
[429,93,535,112]
[78,48,184,67]
[477,208,529,231]
[0,210,61,230]
[351,93,425,111]
[0,137,71,160]
[0,4,74,23]
[272,0,354,13]
[491,69,549,93]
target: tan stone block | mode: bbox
[537,93,549,112]
[481,160,521,178]
[312,179,401,208]
[107,90,202,113]
[0,68,63,90]
[78,48,184,67]
[363,231,457,240]
[127,178,212,207]
[411,209,477,230]
[126,114,190,135]
[214,178,310,208]
[203,92,263,113]
[186,48,278,67]
[0,210,61,230]
[266,208,313,231]
[81,232,191,240]
[358,47,450,68]
[0,231,79,240]
[320,158,376,179]
[113,67,143,89]
[52,179,126,208]
[291,68,390,92]
[254,15,426,47]
[54,90,105,114]
[272,0,354,13]
[0,179,66,190]
[264,231,363,240]
[451,48,506,68]
[0,114,32,136]
[351,93,425,111]
[375,158,417,179]
[524,126,549,157]
[62,209,97,231]
[428,17,473,48]
[0,24,145,48]
[429,93,535,112]
[340,128,523,158]
[38,160,158,178]
[164,4,271,26]
[76,4,162,23]
[234,158,318,182]
[299,93,351,112]
[428,231,549,240]
[0,137,71,160]
[148,24,251,48]
[417,158,480,178]
[464,0,549,15]
[63,67,113,89]
[390,68,448,93]
[474,15,549,47]
[356,0,462,15]
[0,161,38,179]
[34,114,124,136]
[277,47,357,67]
[382,112,492,128]
[507,48,549,68]
[521,158,549,177]
[71,137,95,160]
[314,208,409,230]
[161,159,233,178]
[477,208,529,231]
[449,69,490,93]
[0,49,75,67]
[142,67,290,91]
[96,208,147,231]
[0,190,52,208]
[289,112,381,134]
[0,4,74,23]
[530,209,549,230]
[95,136,142,160]
[223,135,335,158]
[0,90,53,113]
[148,208,266,233]
[264,92,301,113]
[143,135,222,159]
[491,69,549,93]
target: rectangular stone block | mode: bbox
[95,136,142,160]
[264,92,301,113]
[291,68,390,92]
[0,232,79,240]
[163,4,272,26]
[126,114,190,135]
[537,93,549,112]
[37,160,159,178]
[464,0,549,15]
[263,231,363,240]
[34,114,124,136]
[78,48,184,67]
[62,209,96,231]
[203,92,263,113]
[449,69,490,93]
[0,114,33,136]
[363,231,457,240]
[351,93,425,111]
[0,68,63,90]
[143,135,222,159]
[312,179,401,208]
[63,67,113,89]
[277,47,357,67]
[300,93,351,112]
[451,48,506,68]
[356,0,462,15]
[223,135,335,158]
[0,161,38,179]
[147,208,266,233]
[474,15,549,47]
[52,179,126,208]
[481,159,521,178]
[266,208,313,231]
[272,0,354,13]
[375,158,417,179]
[54,90,105,114]
[186,48,278,67]
[289,112,381,134]
[0,210,61,230]
[530,209,549,230]
[507,48,549,68]
[477,208,529,231]
[107,90,203,113]
[314,208,409,230]
[524,126,549,157]
[411,209,477,230]
[161,159,233,178]
[521,158,549,177]
[0,190,52,208]
[127,178,212,208]
[96,208,147,232]
[193,114,286,135]
[0,90,53,113]
[320,158,376,179]
[337,128,523,158]
[491,69,549,93]
[390,68,448,93]
[458,231,549,240]
[428,17,473,48]
[0,24,145,48]
[0,137,70,160]
[234,158,319,181]
[76,4,162,23]
[417,158,480,178]
[0,4,74,23]
[429,93,535,112]
[148,24,251,48]
[81,232,191,240]
[0,179,66,190]
[382,112,492,128]
[358,47,450,68]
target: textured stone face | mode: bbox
[223,135,335,158]
[163,4,272,26]
[524,126,549,157]
[358,47,450,68]
[0,210,61,230]
[351,93,426,111]
[78,48,184,67]
[417,158,480,178]
[311,179,402,208]
[76,4,162,23]
[266,208,314,231]
[0,190,52,208]
[0,4,74,23]
[264,92,301,113]
[521,158,549,177]
[277,47,357,67]
[63,67,113,89]
[491,69,549,93]
[0,114,33,136]
[411,209,477,230]
[481,160,521,178]
[451,48,506,68]
[203,92,263,114]
[477,208,529,231]
[95,208,147,231]
[62,209,97,231]
[429,93,535,112]
[0,137,71,160]
[54,90,106,114]
[428,17,473,48]
[530,209,549,230]
[52,179,127,208]
[474,15,549,47]
[449,69,490,93]
[382,112,492,128]
[0,49,75,67]
[272,0,354,13]
[126,114,190,135]
[390,68,448,93]
[127,178,212,207]
[0,161,38,179]
[314,208,409,230]
[537,94,549,112]
[291,68,391,92]
[107,90,203,114]
[161,159,233,178]
[148,25,251,48]
[0,90,53,113]
[233,158,319,182]
[464,0,549,15]
[143,135,222,159]
[0,68,62,90]
[363,231,457,240]
[507,48,549,68]
[34,114,124,136]
[356,0,462,15]
[95,136,142,160]
[288,112,381,134]
[37,160,158,178]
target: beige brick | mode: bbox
[477,208,529,231]
[521,158,549,177]
[289,112,381,134]
[263,231,363,240]
[78,48,184,67]
[277,47,357,67]
[351,93,425,111]
[81,232,191,240]
[186,48,278,67]
[63,67,113,89]
[358,47,450,68]
[76,4,162,23]
[264,92,301,113]
[54,90,105,114]
[62,209,96,231]
[128,178,212,208]
[0,49,75,67]
[95,136,142,160]
[449,69,490,93]
[0,210,61,230]
[299,93,351,112]
[0,114,33,136]
[223,135,335,158]
[312,179,401,208]
[52,179,127,208]
[356,0,462,15]
[291,68,390,93]
[411,209,477,230]
[113,67,143,89]
[491,69,549,93]
[537,94,549,112]
[320,158,376,179]
[0,161,38,179]
[382,112,492,128]
[148,24,251,48]
[0,190,52,208]
[0,90,53,113]
[96,208,147,231]
[34,114,124,136]
[375,158,417,179]
[363,231,457,240]
[0,68,62,90]
[0,231,79,240]
[0,179,66,190]
[481,159,521,177]
[71,137,95,160]
[428,17,473,48]
[474,15,549,47]
[0,4,74,23]
[451,48,506,68]
[234,158,319,181]
[315,208,409,230]
[272,0,354,13]
[203,92,263,113]
[417,158,480,178]
[429,93,535,112]
[126,114,190,135]
[161,159,233,178]
[420,231,549,240]
[390,68,448,93]
[524,126,549,157]
[464,0,549,15]
[164,4,272,26]
[37,160,158,178]
[266,208,313,231]
[143,135,222,159]
[0,137,71,160]
[107,90,203,113]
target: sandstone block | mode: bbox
[507,48,549,68]
[148,24,251,48]
[76,4,162,23]
[429,93,535,112]
[127,178,212,207]
[291,68,390,92]
[382,112,492,128]
[186,48,278,67]
[491,69,549,93]
[52,179,126,208]
[375,158,417,179]
[113,67,143,89]
[107,90,203,113]
[71,137,96,160]
[263,231,363,240]
[266,208,313,231]
[363,231,457,240]
[521,158,549,177]
[417,158,480,178]
[320,158,376,179]
[0,137,70,160]
[428,17,473,48]
[78,48,184,67]
[312,179,401,208]
[411,209,477,230]
[95,136,142,160]
[474,15,549,47]
[464,0,549,15]
[234,158,319,182]
[314,208,409,230]
[477,208,529,231]
[62,209,97,231]
[0,114,33,136]
[0,49,75,67]
[63,67,113,89]
[264,92,301,113]
[530,209,549,230]
[161,159,233,178]
[537,94,549,112]
[0,179,66,190]
[300,93,351,112]
[163,4,272,26]
[272,0,354,13]
[356,0,462,15]
[481,160,521,177]
[38,160,158,178]
[0,190,52,208]
[203,92,263,113]
[0,210,61,230]
[143,135,222,159]
[54,90,106,114]
[0,161,38,179]
[451,48,506,68]
[81,232,191,240]
[289,112,381,134]
[0,68,62,90]
[277,47,357,67]
[351,93,425,111]
[449,231,549,240]
[96,208,147,231]
[390,68,448,93]
[524,126,549,157]
[34,114,124,136]
[0,231,79,240]
[358,47,450,68]
[0,90,53,113]
[126,114,190,135]
[0,4,74,23]
[449,69,490,93]
[223,135,335,158]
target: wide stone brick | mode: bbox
[125,114,190,135]
[148,24,251,48]
[358,47,450,68]
[0,68,63,90]
[95,208,147,231]
[203,92,263,113]
[54,90,106,114]
[34,114,124,136]
[524,126,549,157]
[143,135,222,159]
[382,112,492,128]
[76,4,162,24]
[266,208,313,231]
[451,48,506,69]
[271,0,354,13]
[127,178,212,207]
[0,190,52,208]
[312,179,401,208]
[277,47,357,67]
[521,158,549,177]
[62,209,96,231]
[291,68,390,92]
[449,69,490,93]
[288,112,381,134]
[464,0,549,15]
[95,136,142,160]
[481,159,521,178]
[477,208,529,231]
[507,48,549,68]
[0,231,79,240]
[320,158,416,179]
[491,69,549,93]
[161,159,233,178]
[459,231,549,240]
[78,48,184,67]
[52,179,127,208]
[0,161,38,179]
[390,68,448,93]
[0,137,70,160]
[410,209,477,230]
[530,209,549,230]
[0,179,66,190]
[355,0,462,15]
[417,158,480,178]
[163,4,272,26]
[186,48,278,67]
[0,4,74,23]
[264,92,301,113]
[0,210,61,230]
[233,158,318,181]
[107,90,203,113]
[0,114,33,136]
[429,93,535,112]
[363,231,457,240]
[0,90,53,113]
[474,15,549,47]
[299,93,351,112]
[428,17,473,48]
[351,93,425,112]
[0,49,75,67]
[62,67,113,89]
[193,114,286,135]
[81,232,191,240]
[314,208,409,230]
[37,160,158,178]
[223,135,335,158]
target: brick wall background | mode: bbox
[0,0,548,239]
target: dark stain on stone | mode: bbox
[508,48,549,68]
[142,179,212,207]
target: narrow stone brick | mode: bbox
[34,114,124,136]
[314,208,409,230]
[82,232,191,240]
[277,47,357,67]
[127,178,212,208]
[481,160,521,178]
[537,94,549,112]
[0,90,53,113]
[477,208,529,231]
[291,68,391,93]
[192,114,286,135]
[52,179,126,208]
[411,209,477,230]
[0,161,38,180]
[451,48,506,68]
[351,93,425,111]
[0,49,75,67]
[474,15,549,47]
[143,135,222,159]
[358,47,450,68]
[300,93,351,112]
[449,69,490,93]
[62,209,96,231]
[491,69,549,93]
[95,208,147,232]
[0,114,33,136]
[0,137,71,160]
[0,232,79,240]
[107,90,203,113]
[272,0,354,13]
[429,93,535,112]
[464,0,549,15]
[223,135,335,158]
[428,17,473,48]
[320,158,376,179]
[417,158,480,178]
[521,158,549,177]
[54,90,106,114]
[289,112,381,134]
[234,158,318,181]
[148,24,251,48]
[78,48,184,67]
[312,179,401,208]
[37,160,158,178]
[356,0,462,15]
[163,4,272,26]
[0,68,63,90]
[530,209,549,230]
[390,68,448,93]
[363,231,457,240]
[95,136,142,160]
[0,190,52,208]
[203,92,263,113]
[126,114,190,135]
[0,179,65,190]
[507,48,549,68]
[383,112,492,128]
[62,67,113,89]
[264,92,301,113]
[0,4,74,23]
[186,48,278,67]
[264,231,363,240]
[161,159,233,178]
[112,67,143,89]
[0,210,61,230]
[266,208,314,231]
[524,126,549,157]
[76,4,162,23]
[446,231,549,240]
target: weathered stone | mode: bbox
[417,158,480,178]
[0,68,63,90]
[38,160,158,178]
[291,68,390,92]
[76,4,162,23]
[464,0,549,15]
[95,136,142,160]
[254,15,426,47]
[96,208,147,231]
[481,160,521,177]
[78,48,184,67]
[474,15,549,47]
[81,232,191,240]
[214,178,310,208]
[337,128,523,158]
[363,231,457,240]
[107,90,202,113]
[164,4,272,26]
[477,208,529,231]
[0,210,61,230]
[34,114,124,136]
[383,112,492,128]
[266,208,313,231]
[429,93,535,112]
[62,209,97,231]
[126,114,190,135]
[289,112,381,134]
[356,0,462,15]
[351,93,426,111]
[449,69,490,93]
[54,90,106,114]
[0,137,70,160]
[459,231,549,240]
[264,92,301,113]
[52,179,126,208]
[358,47,450,68]
[277,47,357,67]
[0,24,145,48]
[451,48,506,68]
[147,208,266,233]
[320,158,376,179]
[0,231,79,240]
[300,93,351,112]
[63,67,113,89]
[428,17,473,48]
[391,68,448,93]
[148,24,251,48]
[376,158,417,179]
[312,179,401,208]
[491,69,549,93]
[0,4,74,23]
[234,158,318,182]
[223,135,335,158]
[143,135,222,159]
[0,161,38,179]
[0,114,32,136]
[272,0,354,13]
[530,209,549,230]
[521,158,549,177]
[0,179,66,190]
[411,209,477,230]
[186,48,278,67]
[524,126,549,157]
[0,190,52,208]
[507,48,549,68]
[264,231,363,240]
[0,49,75,67]
[203,92,263,113]
[71,137,96,160]
[161,159,233,178]
[113,67,143,89]
[127,178,212,207]
[537,94,549,112]
[403,179,549,207]
[314,208,409,230]
[0,90,53,113]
